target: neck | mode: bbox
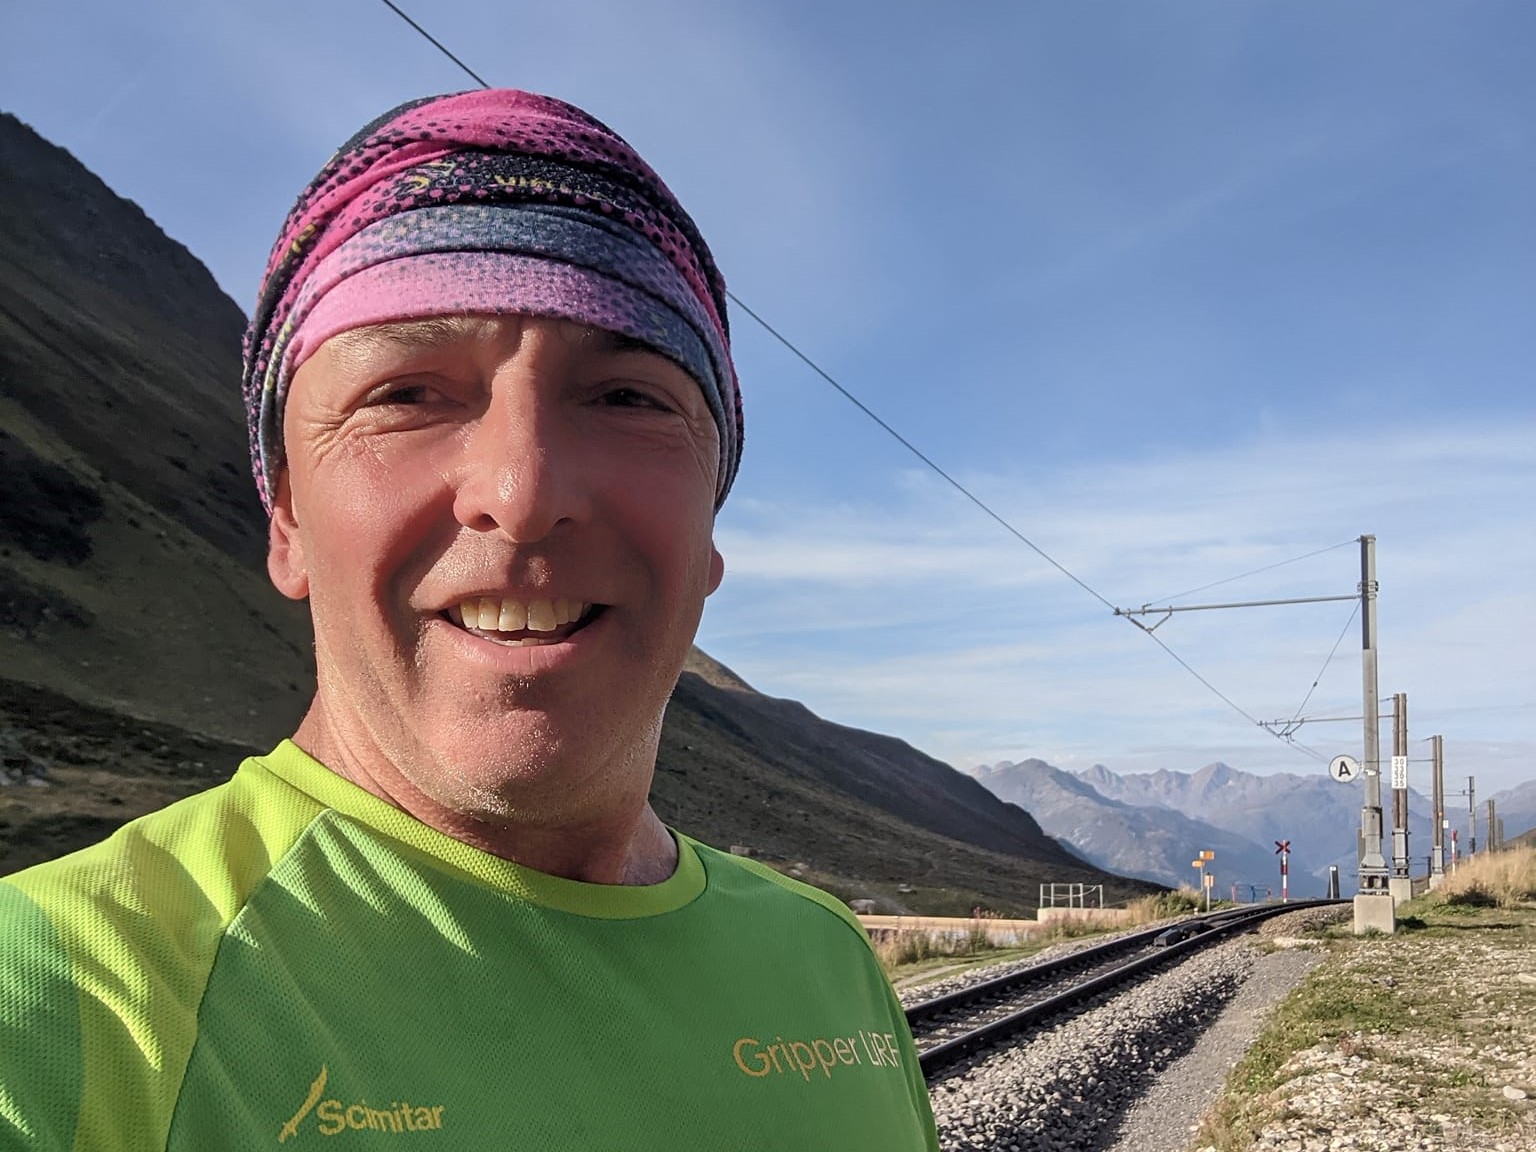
[290,703,678,886]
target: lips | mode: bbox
[444,596,600,646]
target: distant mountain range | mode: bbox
[969,758,1533,895]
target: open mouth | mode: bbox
[444,597,604,647]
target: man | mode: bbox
[0,89,939,1149]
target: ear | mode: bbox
[266,469,310,601]
[705,543,725,597]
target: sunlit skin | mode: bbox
[266,314,724,884]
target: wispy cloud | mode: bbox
[700,414,1536,791]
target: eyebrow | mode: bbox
[327,316,488,355]
[580,329,657,356]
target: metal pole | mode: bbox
[1430,736,1445,880]
[1391,693,1410,878]
[1469,776,1477,855]
[1358,536,1387,891]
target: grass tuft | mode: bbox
[1429,846,1536,909]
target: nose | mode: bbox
[450,378,587,543]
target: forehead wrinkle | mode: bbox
[326,315,496,359]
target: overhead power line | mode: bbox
[727,296,1116,611]
[369,0,1340,766]
[1153,537,1358,605]
[378,0,491,87]
[1287,600,1361,727]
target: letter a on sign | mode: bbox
[1328,755,1360,783]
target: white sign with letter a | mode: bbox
[1328,754,1361,783]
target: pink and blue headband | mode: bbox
[242,88,741,512]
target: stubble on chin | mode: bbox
[413,701,666,830]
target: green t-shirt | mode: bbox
[0,742,938,1150]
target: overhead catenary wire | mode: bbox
[378,0,491,88]
[369,0,1346,766]
[1287,599,1361,727]
[1152,537,1358,606]
[727,295,1116,612]
[1140,630,1326,762]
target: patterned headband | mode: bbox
[241,88,741,512]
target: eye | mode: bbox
[365,382,436,407]
[598,384,675,411]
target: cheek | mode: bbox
[614,474,716,564]
[297,460,450,597]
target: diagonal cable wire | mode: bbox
[1153,538,1358,605]
[1139,631,1324,762]
[378,0,492,87]
[370,0,1332,766]
[1288,600,1360,726]
[727,295,1116,611]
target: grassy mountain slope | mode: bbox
[0,111,316,747]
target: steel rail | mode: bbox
[914,900,1343,1080]
[906,924,1183,1028]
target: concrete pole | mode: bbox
[1430,735,1445,885]
[1488,800,1498,852]
[1354,535,1394,933]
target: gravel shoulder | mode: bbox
[1194,900,1536,1152]
[914,902,1536,1152]
[929,935,1263,1151]
[1106,945,1325,1152]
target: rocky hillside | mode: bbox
[0,112,1155,915]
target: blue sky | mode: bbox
[5,2,1534,798]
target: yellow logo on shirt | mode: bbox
[732,1030,905,1082]
[278,1066,446,1142]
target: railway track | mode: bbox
[909,899,1344,1080]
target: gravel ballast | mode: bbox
[928,939,1260,1151]
[915,908,1340,1152]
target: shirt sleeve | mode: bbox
[0,880,83,1151]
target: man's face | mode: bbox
[267,314,724,824]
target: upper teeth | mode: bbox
[458,597,588,632]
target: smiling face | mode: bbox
[267,314,723,842]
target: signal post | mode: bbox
[1429,735,1447,890]
[1388,692,1414,907]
